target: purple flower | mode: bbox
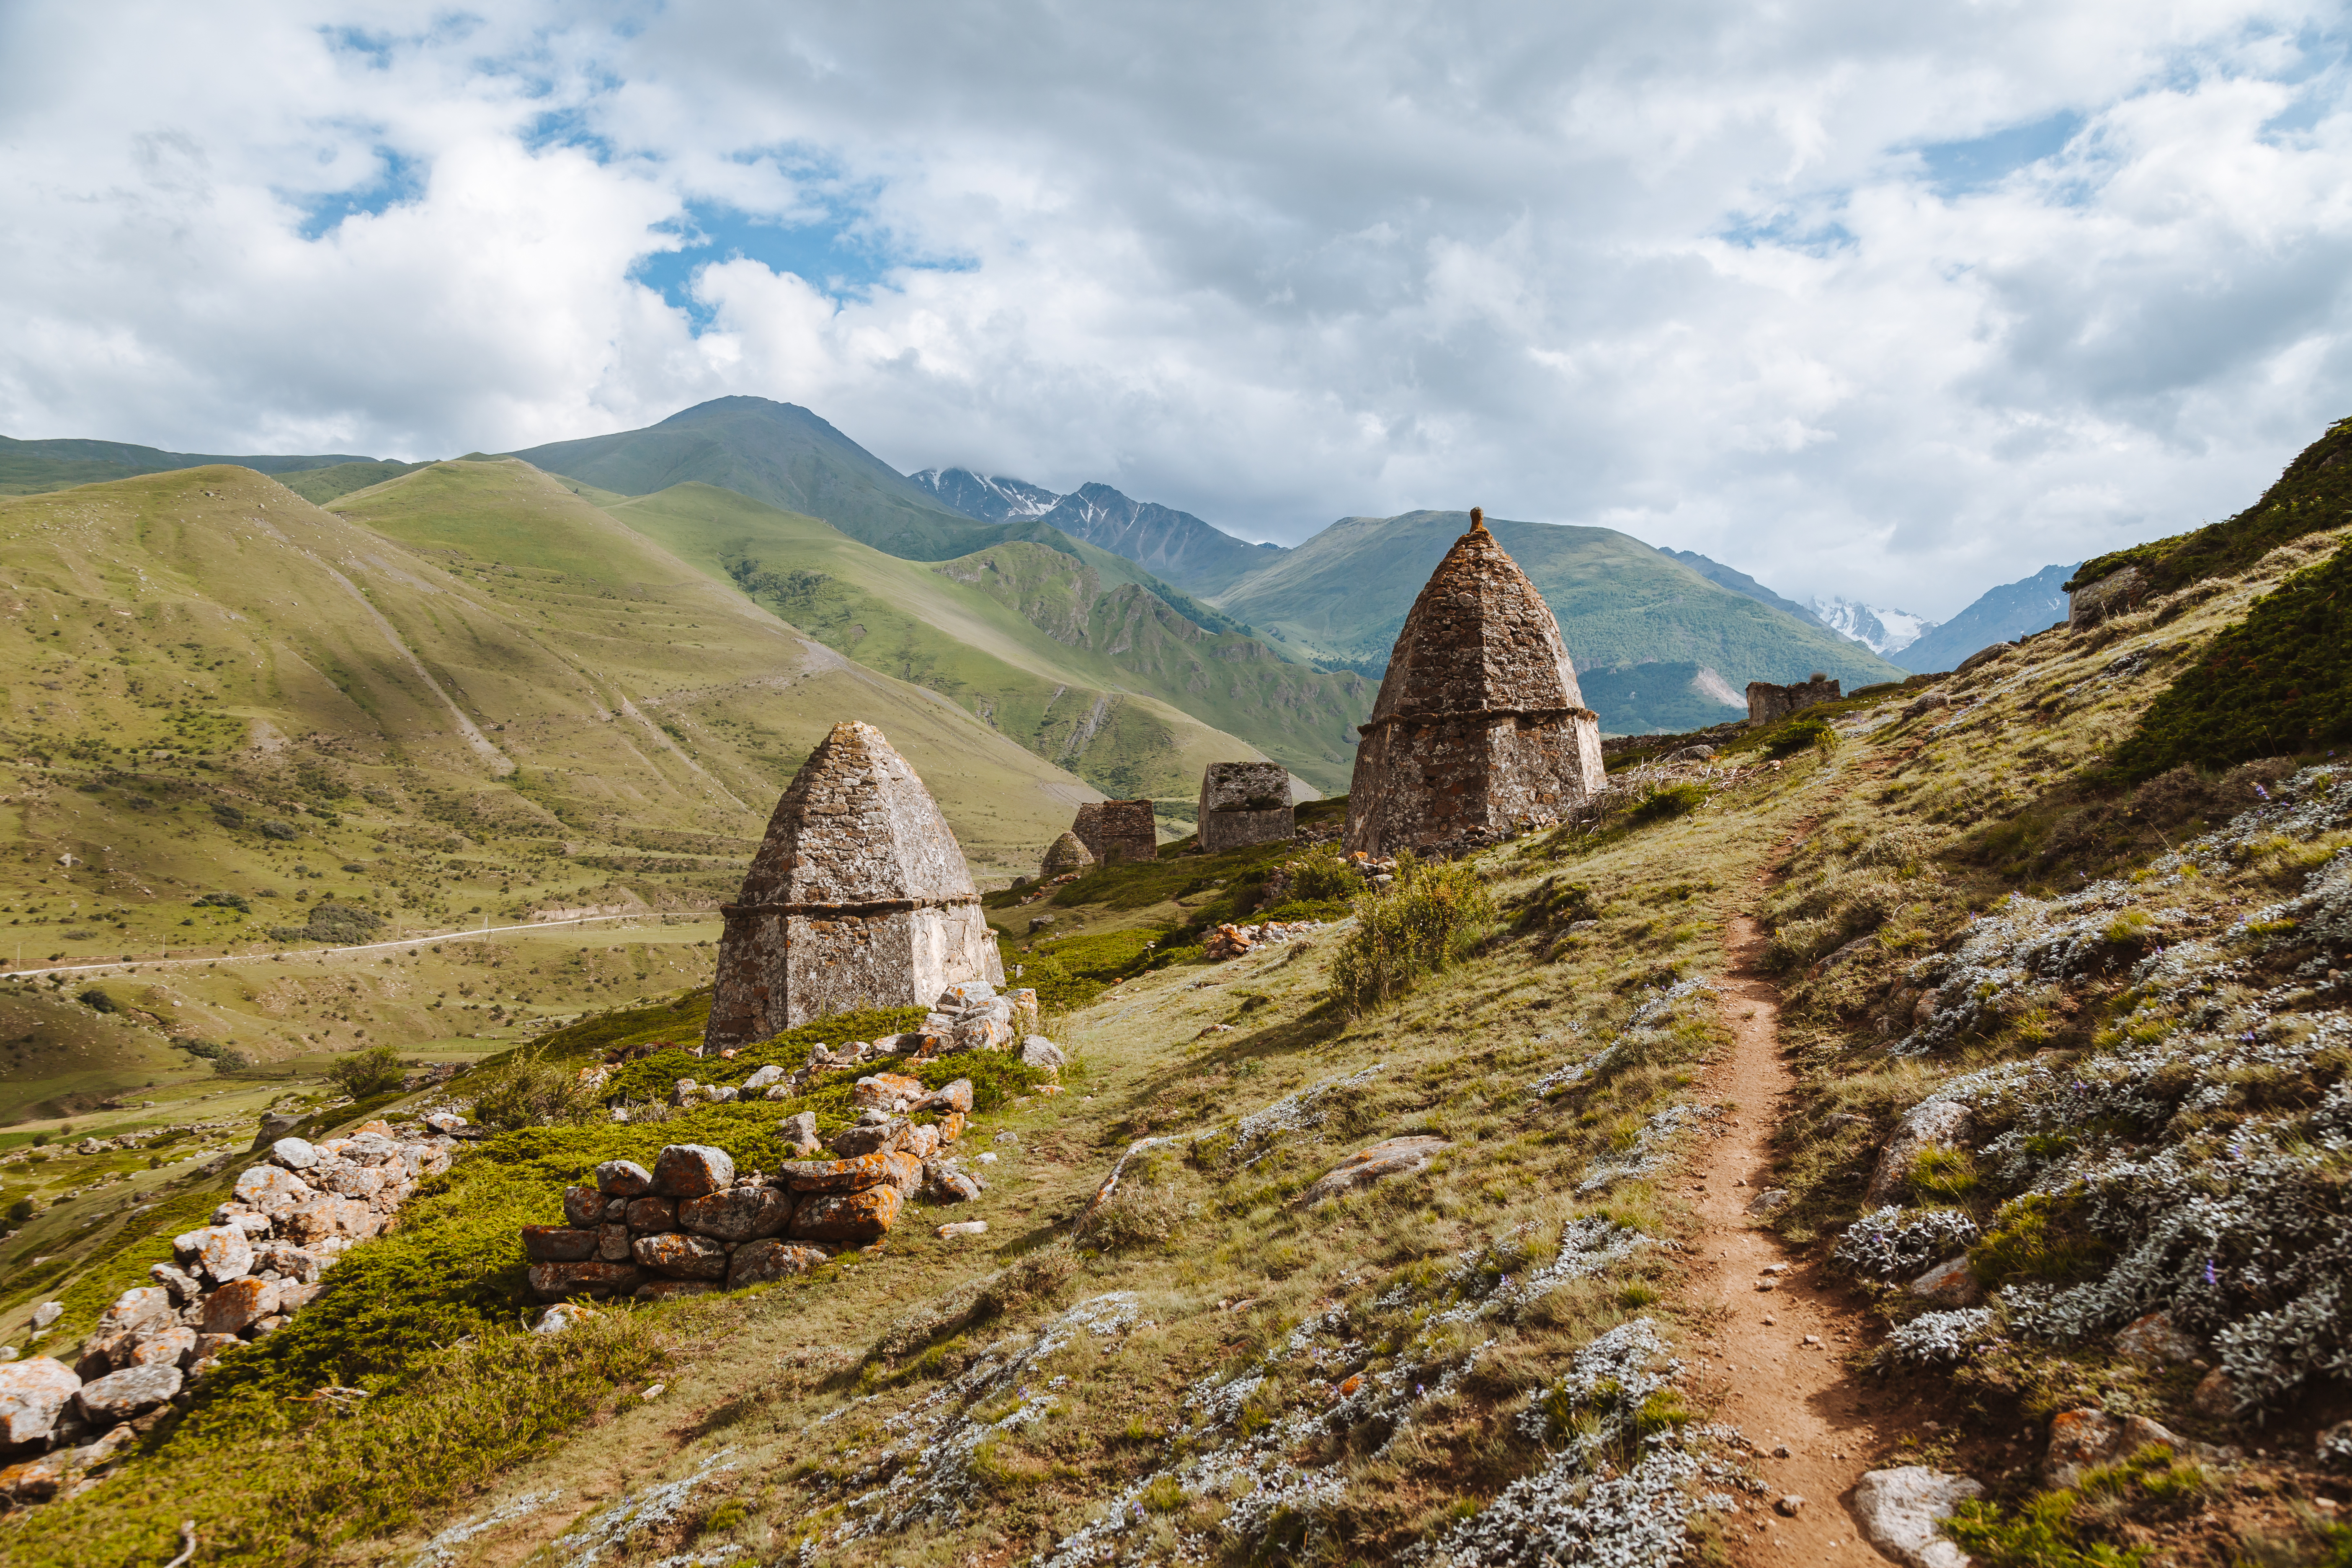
[2204,1259,2218,1286]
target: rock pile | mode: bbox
[526,1103,988,1303]
[1203,919,1324,962]
[0,1118,456,1504]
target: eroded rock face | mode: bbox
[1344,513,1603,857]
[1746,676,1841,725]
[1197,763,1294,853]
[706,720,1003,1046]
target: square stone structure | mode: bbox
[705,720,1002,1049]
[1745,676,1840,726]
[1197,762,1294,852]
[1071,799,1158,866]
[1344,511,1605,857]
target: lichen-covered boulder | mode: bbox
[269,1136,321,1170]
[632,1231,729,1279]
[1299,1135,1451,1205]
[777,1152,895,1194]
[651,1144,735,1198]
[235,1165,312,1210]
[1863,1100,1973,1206]
[595,1159,654,1197]
[76,1364,182,1424]
[562,1184,605,1227]
[828,1119,913,1159]
[678,1186,793,1243]
[198,1277,283,1337]
[727,1239,833,1289]
[1852,1467,1983,1568]
[625,1196,678,1233]
[175,1225,254,1283]
[0,1357,80,1446]
[789,1185,902,1243]
[126,1326,196,1369]
[851,1072,926,1111]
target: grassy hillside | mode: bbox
[1215,510,1904,731]
[603,483,1367,795]
[508,396,1003,561]
[0,435,381,498]
[2069,414,2352,598]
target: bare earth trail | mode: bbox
[1692,911,1897,1565]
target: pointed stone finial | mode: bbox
[1470,506,1486,531]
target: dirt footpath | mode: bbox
[1692,913,1897,1565]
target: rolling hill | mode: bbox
[0,435,393,498]
[600,482,1368,796]
[508,397,1003,561]
[1214,509,1906,730]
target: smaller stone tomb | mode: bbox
[1746,675,1840,726]
[1196,762,1293,852]
[1071,799,1158,866]
[1039,830,1093,879]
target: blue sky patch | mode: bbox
[1915,111,2084,194]
[1716,209,1858,256]
[291,147,428,240]
[630,197,971,329]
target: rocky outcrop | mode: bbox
[1852,1467,1983,1568]
[706,720,1003,1049]
[1196,763,1293,853]
[1300,1135,1450,1205]
[1072,799,1157,866]
[1345,510,1604,857]
[1863,1100,1973,1206]
[526,1113,986,1302]
[2067,563,2144,628]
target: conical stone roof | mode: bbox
[732,720,978,910]
[1361,513,1588,732]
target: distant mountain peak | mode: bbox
[910,467,1063,523]
[1808,596,1938,657]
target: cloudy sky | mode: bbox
[3,2,2349,616]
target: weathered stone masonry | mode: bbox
[1197,762,1294,852]
[706,721,1001,1050]
[1071,799,1158,866]
[1344,510,1604,856]
[1745,675,1841,725]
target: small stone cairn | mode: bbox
[0,1117,457,1504]
[528,981,1067,1302]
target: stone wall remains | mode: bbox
[1745,676,1841,726]
[1071,799,1158,865]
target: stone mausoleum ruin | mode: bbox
[1745,674,1840,726]
[1197,762,1294,852]
[705,720,1002,1049]
[1344,509,1604,857]
[1071,799,1158,865]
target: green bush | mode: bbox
[77,986,118,1013]
[918,1050,1050,1112]
[1282,842,1365,903]
[1329,853,1496,1013]
[1763,717,1835,759]
[1942,1491,2146,1568]
[326,1044,407,1098]
[2112,541,2352,780]
[1630,782,1707,824]
[467,1045,603,1131]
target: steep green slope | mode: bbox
[2070,414,2352,598]
[0,435,384,497]
[600,483,1362,794]
[1215,510,1904,730]
[273,459,433,505]
[507,396,1001,561]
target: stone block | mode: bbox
[75,1365,182,1425]
[828,1119,913,1159]
[175,1225,254,1284]
[778,1110,820,1156]
[1852,1467,1983,1568]
[562,1184,605,1227]
[595,1159,654,1197]
[790,1185,903,1243]
[198,1278,282,1337]
[270,1136,321,1170]
[727,1239,833,1289]
[632,1231,728,1279]
[126,1326,196,1369]
[521,1226,599,1264]
[235,1163,312,1210]
[280,1196,375,1245]
[1198,762,1295,852]
[852,1071,927,1110]
[98,1287,177,1339]
[882,1149,924,1196]
[651,1143,735,1198]
[1020,1037,1065,1076]
[678,1186,794,1243]
[526,1261,645,1301]
[598,1223,632,1262]
[625,1195,678,1233]
[777,1152,895,1194]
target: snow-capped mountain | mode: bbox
[1809,596,1939,657]
[909,467,1063,522]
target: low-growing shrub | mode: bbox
[325,1044,406,1098]
[468,1045,604,1130]
[918,1050,1050,1112]
[1630,782,1706,824]
[1329,852,1496,1013]
[1764,716,1836,759]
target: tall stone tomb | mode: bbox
[706,720,1003,1048]
[1197,762,1294,852]
[1071,799,1158,865]
[1344,509,1605,857]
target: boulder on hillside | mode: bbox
[1299,1135,1451,1206]
[727,1239,832,1289]
[75,1364,181,1425]
[651,1144,735,1198]
[0,1358,81,1447]
[790,1186,902,1243]
[595,1159,654,1197]
[1852,1467,1983,1568]
[1863,1101,1973,1206]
